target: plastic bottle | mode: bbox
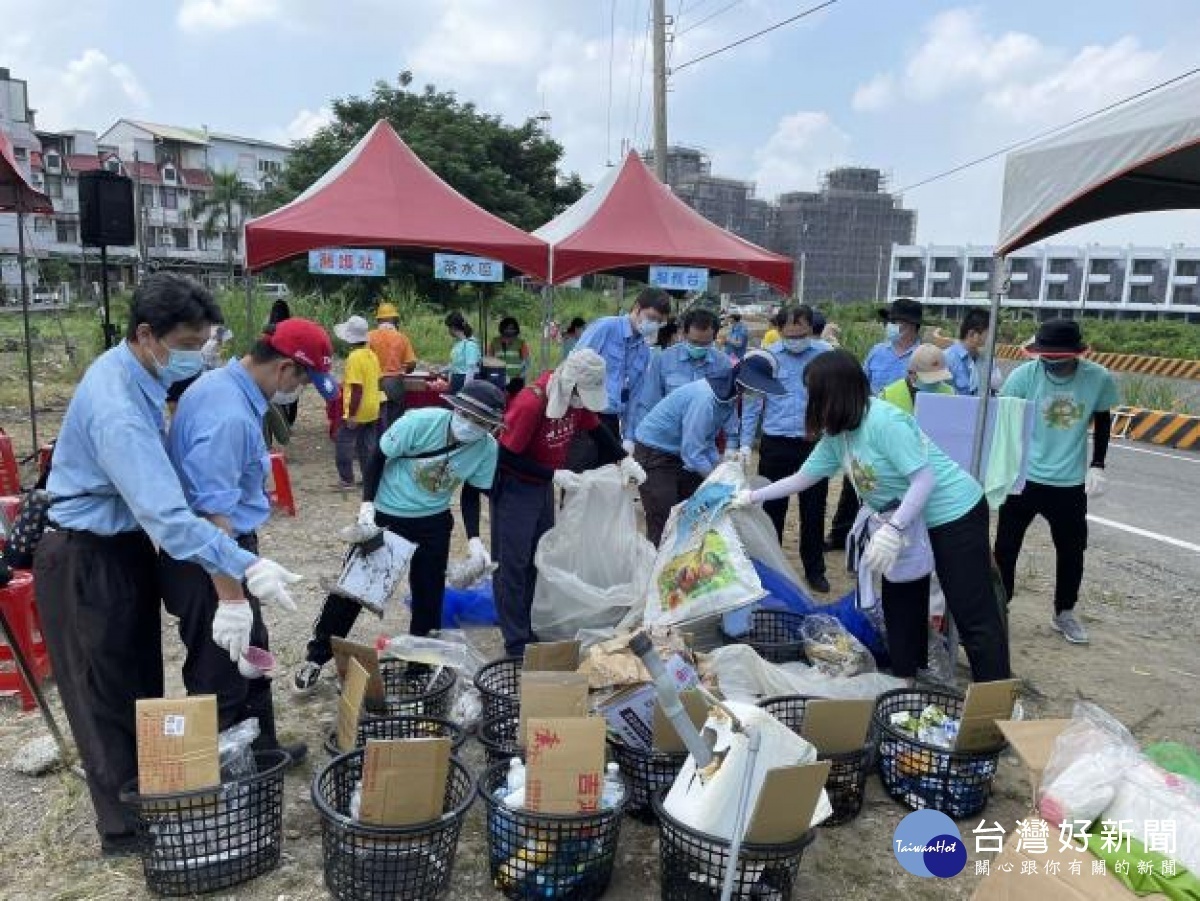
[506,757,526,794]
[601,762,624,809]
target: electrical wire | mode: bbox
[620,0,643,155]
[672,0,838,72]
[897,64,1200,193]
[677,0,744,36]
[606,0,618,164]
[631,3,653,151]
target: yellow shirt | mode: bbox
[762,328,780,348]
[343,347,383,423]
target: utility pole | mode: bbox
[652,0,668,181]
[797,252,807,303]
[875,245,885,302]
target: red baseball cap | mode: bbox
[264,318,337,400]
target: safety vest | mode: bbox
[879,378,952,414]
[492,340,526,378]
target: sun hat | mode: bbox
[547,349,608,418]
[877,297,924,326]
[1024,318,1088,357]
[909,344,952,384]
[333,314,370,345]
[443,380,507,429]
[735,349,787,396]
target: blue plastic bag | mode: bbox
[405,579,498,628]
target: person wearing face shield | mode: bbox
[740,305,833,593]
[993,319,1117,646]
[32,273,305,857]
[573,287,672,449]
[879,344,956,415]
[634,349,786,546]
[292,380,507,693]
[158,318,337,767]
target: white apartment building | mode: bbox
[889,243,1200,321]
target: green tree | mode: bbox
[194,170,257,281]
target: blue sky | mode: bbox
[7,0,1200,246]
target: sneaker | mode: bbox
[292,661,323,694]
[1052,611,1089,644]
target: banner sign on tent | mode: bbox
[308,248,387,277]
[434,253,504,283]
[649,265,708,291]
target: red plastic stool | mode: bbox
[0,570,52,712]
[0,429,19,496]
[266,451,297,517]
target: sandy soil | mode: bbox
[0,394,1196,901]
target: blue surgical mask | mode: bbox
[885,322,902,342]
[685,342,709,360]
[638,318,661,339]
[782,338,811,354]
[450,413,488,443]
[153,344,205,386]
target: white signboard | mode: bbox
[433,253,504,283]
[308,248,386,277]
[649,265,709,291]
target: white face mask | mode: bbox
[450,412,488,443]
[272,387,301,405]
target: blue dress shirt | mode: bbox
[628,342,732,437]
[634,376,740,476]
[863,340,916,394]
[574,314,650,433]
[944,341,980,396]
[741,340,831,445]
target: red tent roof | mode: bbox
[67,154,102,173]
[0,132,52,214]
[534,151,793,293]
[245,120,549,278]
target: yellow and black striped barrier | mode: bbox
[1124,409,1200,450]
[993,344,1200,379]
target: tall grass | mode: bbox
[1117,374,1199,415]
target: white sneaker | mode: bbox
[292,661,323,694]
[1052,611,1089,644]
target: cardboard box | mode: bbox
[519,671,589,745]
[746,760,831,844]
[336,658,370,753]
[996,718,1072,803]
[597,684,656,750]
[651,690,711,753]
[359,737,451,827]
[956,679,1021,752]
[331,637,386,704]
[799,699,875,755]
[135,695,220,795]
[524,716,606,814]
[523,640,581,672]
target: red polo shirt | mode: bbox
[501,372,599,472]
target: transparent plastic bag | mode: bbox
[1038,702,1140,826]
[218,718,260,781]
[798,613,875,677]
[380,629,488,679]
[706,643,904,702]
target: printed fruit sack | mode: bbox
[644,475,765,628]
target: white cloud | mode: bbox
[6,46,151,130]
[176,0,282,33]
[752,111,850,199]
[903,8,1042,102]
[852,73,894,112]
[283,106,333,142]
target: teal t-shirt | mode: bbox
[1001,359,1118,487]
[449,337,481,375]
[800,398,983,528]
[375,408,498,517]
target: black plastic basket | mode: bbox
[758,695,875,826]
[368,660,458,719]
[313,750,476,901]
[324,715,468,758]
[479,714,524,769]
[723,609,808,664]
[479,760,626,901]
[606,736,688,822]
[474,657,522,723]
[120,749,288,896]
[653,792,815,901]
[874,687,1005,820]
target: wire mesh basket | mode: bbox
[722,609,808,664]
[653,792,815,901]
[367,660,457,719]
[606,736,688,823]
[874,687,1005,820]
[324,714,467,758]
[478,714,524,769]
[757,694,875,826]
[313,750,475,901]
[479,760,626,901]
[120,749,288,896]
[474,656,523,723]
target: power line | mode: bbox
[673,0,838,72]
[677,0,744,36]
[667,0,686,68]
[897,64,1200,193]
[631,3,652,151]
[606,0,617,163]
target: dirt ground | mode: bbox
[1,393,1197,901]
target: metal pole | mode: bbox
[100,244,113,349]
[652,0,668,181]
[244,269,253,341]
[0,601,72,766]
[133,150,145,277]
[875,245,885,302]
[17,205,38,449]
[969,255,1007,477]
[798,252,807,303]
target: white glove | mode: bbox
[621,439,635,456]
[212,601,254,663]
[552,469,576,490]
[357,501,376,527]
[1084,466,1106,497]
[467,536,491,568]
[729,489,755,510]
[245,558,301,612]
[618,456,647,486]
[862,522,902,575]
[722,449,741,463]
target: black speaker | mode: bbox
[79,170,136,247]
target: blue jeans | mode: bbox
[490,472,555,657]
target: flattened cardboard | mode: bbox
[524,716,606,814]
[359,737,451,827]
[970,831,1158,901]
[336,658,370,753]
[523,640,581,673]
[956,679,1020,752]
[651,690,711,753]
[519,671,589,745]
[135,695,220,795]
[597,684,656,750]
[997,718,1072,798]
[745,760,831,844]
[331,637,386,703]
[799,699,875,755]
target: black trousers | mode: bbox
[491,472,555,657]
[994,480,1087,613]
[757,435,828,579]
[829,475,861,544]
[158,533,280,749]
[880,499,1010,682]
[635,443,704,547]
[305,509,454,665]
[34,528,162,839]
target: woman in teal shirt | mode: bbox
[445,311,482,394]
[737,350,1010,683]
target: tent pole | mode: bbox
[17,203,38,450]
[969,254,1007,477]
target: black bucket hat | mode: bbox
[1025,318,1088,357]
[877,297,924,326]
[443,380,507,428]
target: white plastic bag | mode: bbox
[532,466,656,640]
[798,614,875,677]
[1038,702,1140,826]
[706,643,904,702]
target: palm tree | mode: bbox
[192,170,256,282]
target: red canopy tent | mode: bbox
[244,120,549,280]
[534,150,794,294]
[1,131,53,449]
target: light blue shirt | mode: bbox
[741,340,831,445]
[725,323,749,356]
[575,314,650,432]
[800,398,983,528]
[628,342,732,437]
[1002,359,1118,487]
[634,376,740,477]
[168,360,271,538]
[944,342,979,396]
[449,337,481,375]
[863,340,916,394]
[47,343,257,577]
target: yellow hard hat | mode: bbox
[375,302,399,320]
